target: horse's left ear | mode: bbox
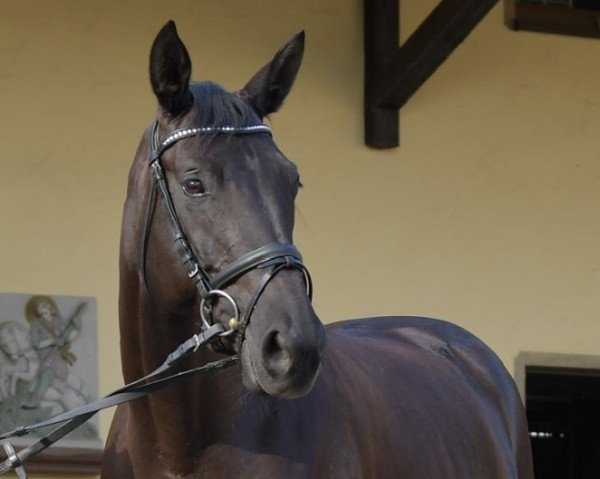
[149,20,193,117]
[240,31,305,118]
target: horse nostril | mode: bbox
[262,331,292,376]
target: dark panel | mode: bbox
[526,367,600,479]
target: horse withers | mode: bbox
[102,21,534,478]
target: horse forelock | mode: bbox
[188,81,261,130]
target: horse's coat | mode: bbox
[102,21,534,478]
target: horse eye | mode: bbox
[182,178,206,197]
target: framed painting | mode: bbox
[0,293,102,474]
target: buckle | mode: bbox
[2,441,27,479]
[192,323,226,351]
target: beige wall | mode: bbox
[1,1,600,477]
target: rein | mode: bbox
[0,324,235,479]
[0,120,313,477]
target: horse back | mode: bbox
[317,316,533,478]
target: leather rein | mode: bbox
[0,120,312,478]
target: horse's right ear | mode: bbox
[240,31,305,118]
[149,20,193,117]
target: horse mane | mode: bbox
[189,81,261,129]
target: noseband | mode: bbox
[145,120,312,350]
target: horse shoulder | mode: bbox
[102,405,135,478]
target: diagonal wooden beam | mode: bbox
[374,0,499,109]
[364,0,499,148]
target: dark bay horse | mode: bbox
[102,21,534,478]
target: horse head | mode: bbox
[121,21,325,399]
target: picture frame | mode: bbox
[0,293,103,474]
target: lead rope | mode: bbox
[0,323,237,477]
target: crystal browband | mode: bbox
[161,124,272,148]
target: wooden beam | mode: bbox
[364,0,399,148]
[364,0,498,148]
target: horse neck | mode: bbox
[118,270,234,464]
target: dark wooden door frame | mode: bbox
[364,0,499,148]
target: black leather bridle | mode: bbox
[145,120,313,350]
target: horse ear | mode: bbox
[240,31,305,118]
[149,20,193,117]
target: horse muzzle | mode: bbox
[240,307,326,399]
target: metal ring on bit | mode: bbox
[200,289,241,336]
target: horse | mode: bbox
[102,21,534,478]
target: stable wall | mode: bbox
[1,1,600,478]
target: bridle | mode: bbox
[145,119,313,350]
[0,119,314,477]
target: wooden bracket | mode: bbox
[364,0,499,148]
